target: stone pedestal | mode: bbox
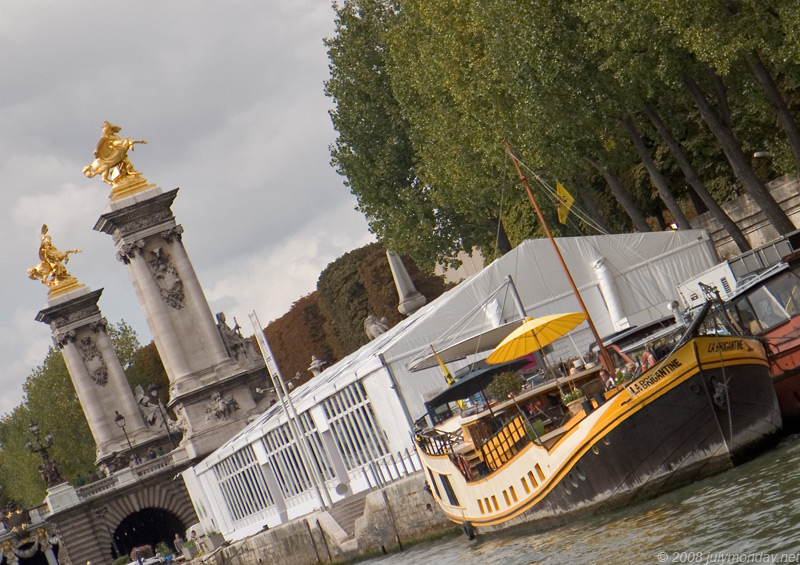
[94,186,268,459]
[36,286,161,467]
[45,482,80,513]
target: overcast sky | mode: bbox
[0,2,375,415]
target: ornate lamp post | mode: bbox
[114,411,134,453]
[26,420,63,488]
[94,506,121,558]
[147,382,177,446]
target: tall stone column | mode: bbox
[94,186,268,459]
[95,189,232,389]
[36,287,159,466]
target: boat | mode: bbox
[414,145,782,537]
[707,249,800,429]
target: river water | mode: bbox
[363,434,800,565]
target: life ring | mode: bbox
[462,520,476,540]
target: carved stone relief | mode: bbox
[147,247,184,309]
[79,336,108,386]
[117,239,145,264]
[205,391,239,421]
[117,207,173,235]
[89,318,108,333]
[161,225,184,243]
[53,330,76,349]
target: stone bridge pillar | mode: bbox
[36,287,159,467]
[94,186,269,459]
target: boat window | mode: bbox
[746,286,791,332]
[731,298,760,335]
[427,468,441,500]
[764,271,800,317]
[439,473,460,507]
[696,308,734,337]
[724,303,745,335]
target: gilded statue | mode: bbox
[27,225,82,289]
[83,121,148,186]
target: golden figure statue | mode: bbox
[28,225,82,292]
[83,122,148,190]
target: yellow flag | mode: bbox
[433,346,456,385]
[556,182,574,224]
[432,346,465,409]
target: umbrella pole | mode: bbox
[533,334,556,382]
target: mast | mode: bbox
[503,140,614,373]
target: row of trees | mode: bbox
[326,0,800,268]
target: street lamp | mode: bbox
[147,382,177,446]
[26,420,63,487]
[94,506,121,558]
[114,411,133,453]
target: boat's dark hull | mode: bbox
[478,362,780,533]
[774,369,800,432]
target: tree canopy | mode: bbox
[326,0,800,265]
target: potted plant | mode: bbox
[561,388,586,415]
[181,539,199,560]
[206,531,226,550]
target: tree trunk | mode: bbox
[579,187,611,234]
[644,101,751,252]
[684,76,796,235]
[749,50,800,175]
[585,157,651,232]
[685,184,708,215]
[622,116,691,230]
[705,63,733,129]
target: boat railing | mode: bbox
[415,427,464,456]
[477,414,532,471]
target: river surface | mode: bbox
[363,434,800,565]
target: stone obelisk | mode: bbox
[87,123,268,459]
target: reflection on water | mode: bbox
[364,435,800,564]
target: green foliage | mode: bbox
[561,389,586,405]
[127,342,170,408]
[326,0,800,261]
[485,371,525,402]
[112,557,130,565]
[0,347,96,506]
[155,541,173,557]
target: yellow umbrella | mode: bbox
[486,312,587,365]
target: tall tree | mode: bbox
[326,0,474,269]
[0,348,95,507]
[643,100,752,252]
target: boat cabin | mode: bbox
[417,364,610,481]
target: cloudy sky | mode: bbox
[0,2,375,415]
